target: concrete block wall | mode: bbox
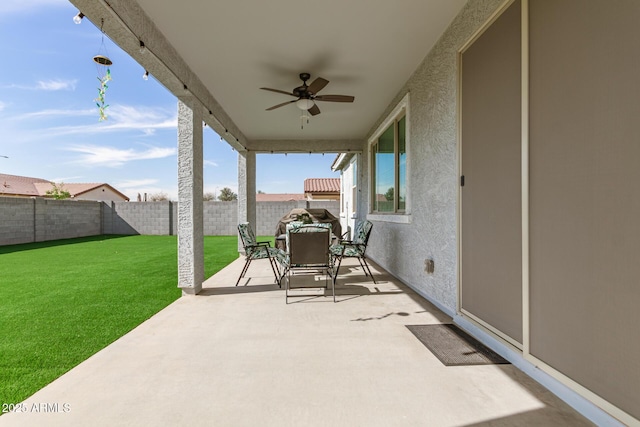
[0,196,101,246]
[36,198,101,242]
[203,201,237,236]
[1,197,339,246]
[103,201,174,235]
[0,197,36,245]
[255,201,305,236]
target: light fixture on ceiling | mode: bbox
[142,70,149,80]
[296,99,314,129]
[73,12,84,24]
[295,98,314,111]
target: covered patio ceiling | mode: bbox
[70,0,466,152]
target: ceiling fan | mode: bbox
[260,73,355,116]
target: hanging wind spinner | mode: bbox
[93,18,112,121]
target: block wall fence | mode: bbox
[0,196,339,246]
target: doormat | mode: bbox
[406,324,510,366]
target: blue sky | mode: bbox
[0,0,339,200]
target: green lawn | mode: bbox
[0,234,252,406]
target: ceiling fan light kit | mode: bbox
[295,98,315,111]
[260,72,354,129]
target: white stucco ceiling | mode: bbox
[79,0,467,142]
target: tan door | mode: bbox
[460,0,522,345]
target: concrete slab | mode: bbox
[0,258,593,426]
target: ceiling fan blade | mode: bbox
[260,87,296,97]
[308,104,321,116]
[307,77,329,94]
[266,100,296,111]
[314,94,355,103]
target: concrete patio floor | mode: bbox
[0,258,594,427]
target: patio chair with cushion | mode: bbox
[283,223,334,303]
[330,220,376,284]
[236,222,283,287]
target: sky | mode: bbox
[0,0,339,201]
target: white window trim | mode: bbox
[367,92,411,221]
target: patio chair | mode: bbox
[283,223,334,303]
[330,220,376,284]
[236,222,283,287]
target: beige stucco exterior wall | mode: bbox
[73,186,127,202]
[362,0,506,314]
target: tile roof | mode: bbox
[0,173,50,196]
[304,178,340,193]
[256,193,306,202]
[0,173,129,200]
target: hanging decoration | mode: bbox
[93,18,113,121]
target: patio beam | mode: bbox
[177,98,204,295]
[246,139,363,153]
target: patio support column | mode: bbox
[177,98,204,295]
[237,150,256,253]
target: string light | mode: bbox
[81,1,245,148]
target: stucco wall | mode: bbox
[74,186,128,202]
[361,0,506,314]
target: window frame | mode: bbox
[368,93,411,222]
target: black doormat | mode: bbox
[406,324,510,366]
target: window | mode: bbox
[370,105,407,214]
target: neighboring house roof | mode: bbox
[0,173,129,201]
[256,193,306,202]
[304,178,340,194]
[0,173,49,197]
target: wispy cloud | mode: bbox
[204,160,218,167]
[0,101,6,112]
[0,0,65,15]
[2,79,78,91]
[66,144,176,168]
[14,108,96,120]
[11,104,177,136]
[49,176,83,183]
[116,178,159,189]
[36,79,77,91]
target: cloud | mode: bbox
[0,0,64,15]
[10,103,177,136]
[116,178,159,189]
[49,176,83,183]
[0,101,6,112]
[42,104,177,136]
[2,79,78,91]
[66,144,176,168]
[204,160,218,167]
[14,108,96,120]
[36,79,77,91]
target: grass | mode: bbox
[0,234,256,406]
